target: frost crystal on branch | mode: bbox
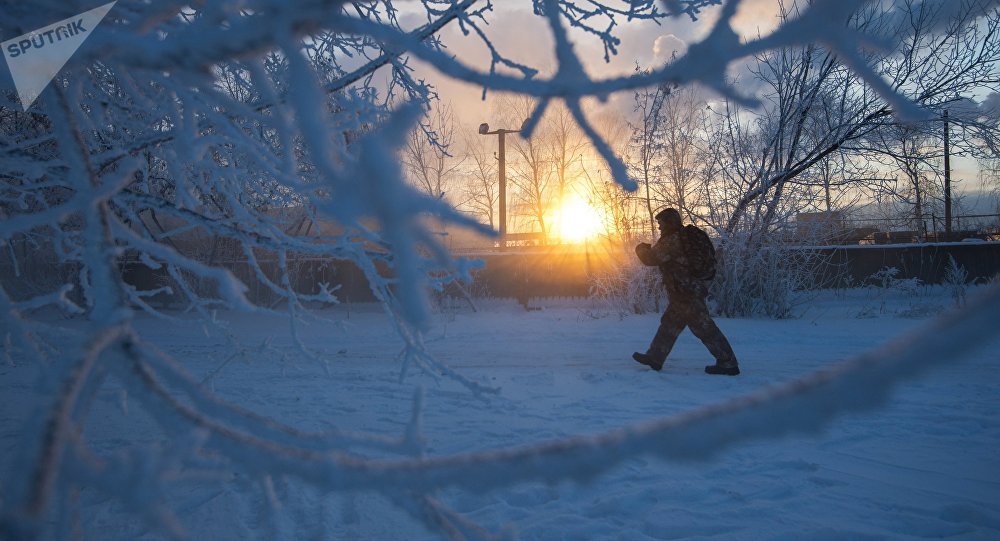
[1,0,999,539]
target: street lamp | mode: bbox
[479,120,527,249]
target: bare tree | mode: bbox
[716,0,1000,236]
[627,80,669,236]
[657,84,706,219]
[460,125,500,230]
[871,122,944,236]
[4,0,1000,538]
[403,103,463,200]
[502,95,554,241]
[586,108,636,242]
[980,156,1000,217]
[548,101,587,208]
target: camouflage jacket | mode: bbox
[637,231,708,299]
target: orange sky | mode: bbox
[398,0,785,122]
[396,1,984,202]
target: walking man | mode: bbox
[632,208,740,375]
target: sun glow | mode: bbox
[554,196,603,243]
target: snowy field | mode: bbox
[2,286,999,540]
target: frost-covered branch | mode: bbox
[3,0,1000,539]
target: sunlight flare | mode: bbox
[554,195,603,243]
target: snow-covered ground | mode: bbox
[2,286,999,539]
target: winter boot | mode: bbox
[704,360,740,376]
[632,352,664,371]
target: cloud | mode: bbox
[979,92,1000,122]
[948,96,983,119]
[652,34,687,66]
[731,0,783,38]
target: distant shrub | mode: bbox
[587,248,663,319]
[943,255,968,308]
[711,233,832,319]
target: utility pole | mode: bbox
[479,121,525,249]
[943,109,952,239]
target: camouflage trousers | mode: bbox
[645,294,737,365]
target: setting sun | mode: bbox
[554,196,603,243]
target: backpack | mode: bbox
[680,225,716,280]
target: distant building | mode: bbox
[795,211,881,245]
[796,211,845,231]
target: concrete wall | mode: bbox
[810,242,1000,286]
